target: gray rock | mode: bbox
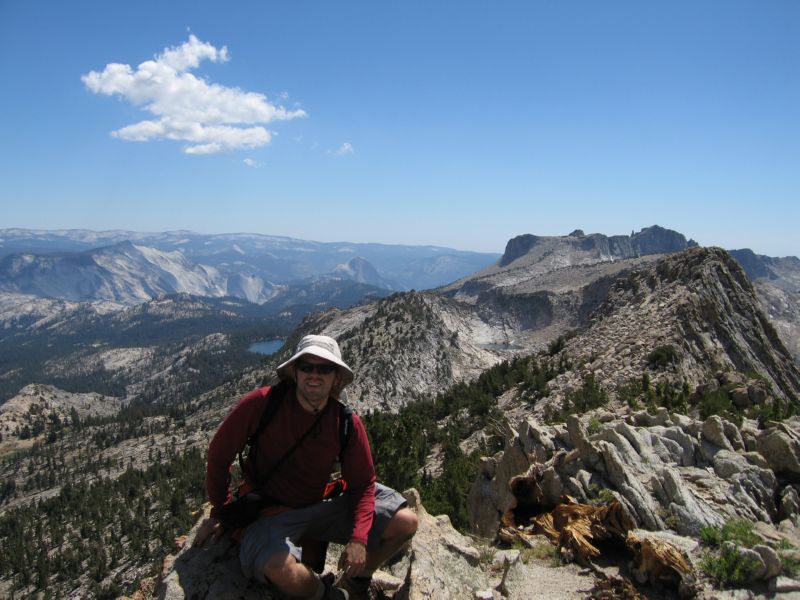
[721,542,766,583]
[661,426,697,466]
[757,426,800,478]
[742,451,770,470]
[722,420,746,451]
[695,380,720,397]
[731,385,752,409]
[753,544,782,580]
[658,467,724,536]
[702,415,734,451]
[671,413,694,430]
[780,485,800,522]
[748,381,769,404]
[401,490,493,599]
[566,415,601,469]
[491,549,520,571]
[713,450,751,479]
[158,508,281,599]
[740,423,760,453]
[771,576,800,593]
[613,422,648,456]
[538,466,564,507]
[629,410,655,427]
[498,551,594,599]
[652,407,672,427]
[596,440,663,530]
[522,420,558,464]
[468,426,534,538]
[719,372,748,387]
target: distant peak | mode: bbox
[499,226,693,267]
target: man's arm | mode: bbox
[205,386,269,516]
[341,413,377,545]
[193,387,268,547]
[338,413,376,574]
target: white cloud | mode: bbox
[331,142,354,156]
[243,158,260,167]
[82,35,306,154]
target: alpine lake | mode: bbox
[247,339,285,356]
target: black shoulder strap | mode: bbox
[238,380,289,478]
[251,382,287,444]
[238,386,355,482]
[338,403,354,458]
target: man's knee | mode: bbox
[262,551,296,584]
[384,507,418,540]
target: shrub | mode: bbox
[781,552,800,577]
[544,374,608,424]
[646,345,678,369]
[617,378,643,409]
[569,374,608,413]
[700,519,760,548]
[702,545,759,587]
[697,387,742,426]
[700,526,722,546]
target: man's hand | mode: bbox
[338,541,367,577]
[191,516,222,548]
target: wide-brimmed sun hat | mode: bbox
[276,334,354,387]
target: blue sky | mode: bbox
[1,1,798,256]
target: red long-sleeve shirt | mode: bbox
[206,385,377,545]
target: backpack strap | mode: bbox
[337,403,354,460]
[238,380,289,480]
[238,384,355,487]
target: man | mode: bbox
[194,334,418,600]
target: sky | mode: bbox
[0,1,798,256]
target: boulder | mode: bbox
[702,416,734,451]
[596,441,663,530]
[757,425,800,480]
[780,485,800,523]
[400,490,492,599]
[730,386,751,409]
[748,381,769,405]
[157,490,489,600]
[722,542,766,583]
[654,467,724,536]
[468,427,534,538]
[660,426,697,466]
[753,544,782,580]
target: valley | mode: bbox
[0,226,799,598]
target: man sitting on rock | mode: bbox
[194,334,418,600]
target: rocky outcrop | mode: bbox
[0,384,124,451]
[498,226,694,268]
[257,243,799,418]
[540,247,800,408]
[470,411,800,565]
[156,490,595,600]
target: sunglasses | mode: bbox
[296,361,338,375]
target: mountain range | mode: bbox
[1,224,800,598]
[0,229,500,299]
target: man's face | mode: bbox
[294,354,340,406]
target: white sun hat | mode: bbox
[276,334,354,387]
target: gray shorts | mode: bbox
[239,483,406,582]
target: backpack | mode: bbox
[237,380,354,486]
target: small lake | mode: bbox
[247,339,285,355]
[481,342,523,351]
